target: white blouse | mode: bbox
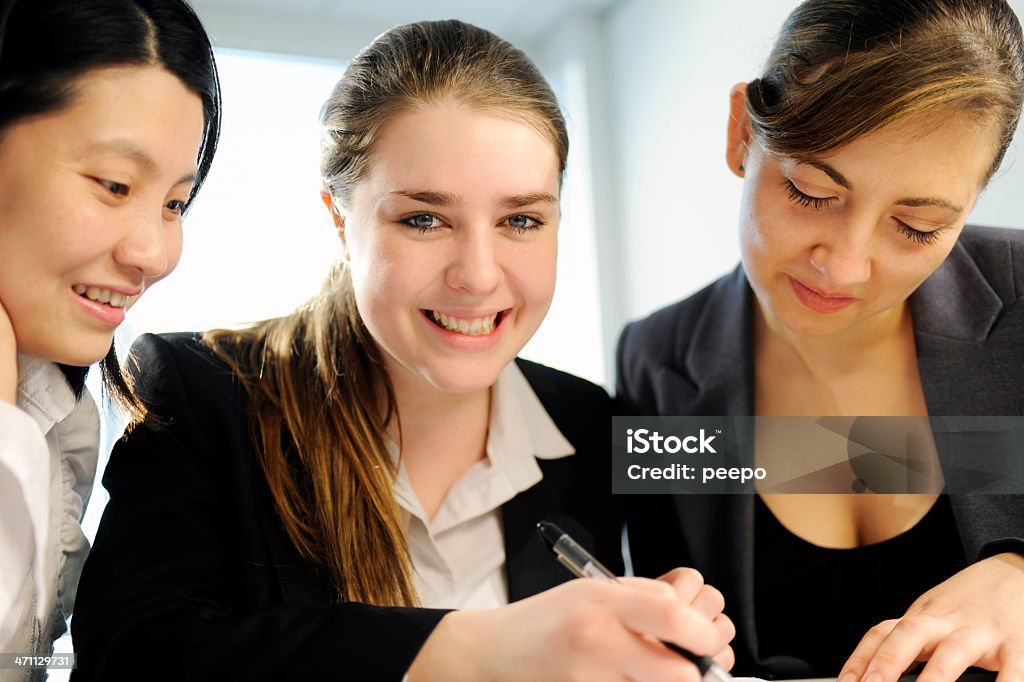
[390,362,575,610]
[0,356,98,660]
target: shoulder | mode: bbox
[514,358,610,418]
[955,225,1024,304]
[127,331,245,422]
[513,359,610,447]
[617,278,723,370]
[616,268,744,389]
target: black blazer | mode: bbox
[71,332,621,680]
[616,225,1024,677]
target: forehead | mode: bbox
[797,111,1000,192]
[1,65,204,172]
[356,102,562,201]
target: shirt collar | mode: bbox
[16,355,78,435]
[486,361,574,491]
[389,361,575,530]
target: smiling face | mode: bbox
[326,101,561,396]
[726,83,1000,339]
[0,66,204,366]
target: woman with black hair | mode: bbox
[0,0,220,663]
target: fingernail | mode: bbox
[865,670,883,682]
[839,673,857,682]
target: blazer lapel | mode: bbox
[671,267,763,666]
[911,238,1003,414]
[500,470,576,602]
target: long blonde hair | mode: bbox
[205,20,567,606]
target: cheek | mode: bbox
[881,238,959,296]
[348,246,415,325]
[161,227,186,279]
[515,241,558,309]
[744,188,819,264]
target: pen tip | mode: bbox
[536,521,564,548]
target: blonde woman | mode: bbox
[73,20,734,681]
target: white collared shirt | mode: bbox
[389,362,574,610]
[0,357,98,659]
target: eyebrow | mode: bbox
[388,190,558,209]
[798,159,963,213]
[892,196,964,213]
[87,139,196,186]
[800,159,852,189]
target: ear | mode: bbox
[321,190,350,260]
[726,82,752,178]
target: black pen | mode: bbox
[537,521,733,682]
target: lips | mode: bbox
[426,309,503,336]
[788,276,858,313]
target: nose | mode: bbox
[445,225,502,295]
[112,208,175,282]
[809,217,874,288]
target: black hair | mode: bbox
[0,0,222,416]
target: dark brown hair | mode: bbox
[205,20,565,606]
[746,0,1024,183]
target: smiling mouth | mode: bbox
[73,284,130,309]
[424,309,507,336]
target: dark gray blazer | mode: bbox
[616,225,1024,677]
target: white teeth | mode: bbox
[429,310,499,336]
[76,286,128,308]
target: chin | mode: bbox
[420,358,506,395]
[765,300,851,338]
[42,337,114,368]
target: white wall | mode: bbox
[602,0,1024,334]
[184,0,1024,385]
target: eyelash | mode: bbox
[97,178,130,197]
[894,220,943,246]
[400,213,546,234]
[96,178,187,217]
[785,180,943,246]
[784,180,836,210]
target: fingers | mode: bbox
[842,615,945,682]
[915,629,987,682]
[658,567,706,604]
[554,580,715,682]
[994,641,1024,682]
[604,578,722,655]
[609,624,708,682]
[658,567,727,621]
[839,619,899,682]
[711,613,737,669]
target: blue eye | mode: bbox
[402,214,443,232]
[503,214,544,233]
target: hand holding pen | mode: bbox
[538,521,735,682]
[409,532,734,682]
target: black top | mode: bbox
[617,226,1024,677]
[755,495,967,675]
[71,332,622,681]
